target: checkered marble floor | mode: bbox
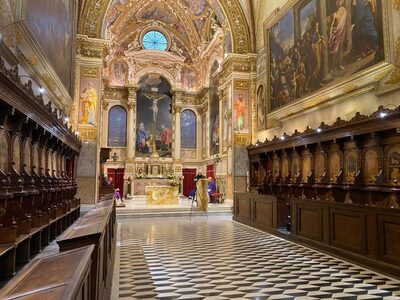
[117,216,400,300]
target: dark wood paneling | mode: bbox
[377,214,400,265]
[236,194,252,221]
[330,209,366,254]
[254,199,273,227]
[297,205,323,241]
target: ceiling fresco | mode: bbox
[102,0,226,61]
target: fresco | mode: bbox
[181,0,208,16]
[181,110,197,149]
[136,74,172,157]
[79,77,99,126]
[209,62,220,156]
[257,85,266,131]
[109,60,127,86]
[108,106,127,147]
[103,0,128,35]
[269,0,384,110]
[23,0,75,94]
[139,3,177,24]
[181,68,196,91]
[233,89,249,133]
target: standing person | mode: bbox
[207,177,217,203]
[234,94,247,131]
[195,170,205,182]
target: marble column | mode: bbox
[126,85,138,160]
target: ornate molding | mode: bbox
[79,0,251,54]
[77,35,108,60]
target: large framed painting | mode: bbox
[23,0,76,94]
[136,74,172,157]
[268,0,386,111]
[181,110,196,149]
[209,61,220,156]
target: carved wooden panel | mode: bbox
[315,152,326,182]
[281,155,289,179]
[329,152,341,182]
[273,155,280,181]
[377,214,400,265]
[0,132,9,173]
[302,153,312,182]
[53,152,58,174]
[385,145,400,185]
[345,150,360,184]
[237,194,252,221]
[330,209,366,254]
[298,205,322,241]
[291,153,301,180]
[364,148,380,184]
[47,151,53,173]
[33,144,40,171]
[12,136,22,173]
[41,148,47,171]
[23,140,32,175]
[254,200,273,228]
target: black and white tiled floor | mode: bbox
[118,216,400,299]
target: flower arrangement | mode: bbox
[167,172,175,179]
[135,169,144,179]
[169,179,179,186]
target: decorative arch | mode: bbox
[132,67,176,88]
[180,109,197,149]
[108,105,127,147]
[79,0,251,54]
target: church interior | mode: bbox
[1,0,400,299]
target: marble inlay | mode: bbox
[117,216,400,299]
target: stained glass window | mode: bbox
[143,30,168,51]
[108,106,127,147]
[181,110,196,149]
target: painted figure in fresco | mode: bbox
[329,0,348,73]
[160,125,172,150]
[80,86,97,126]
[212,115,220,146]
[136,122,150,153]
[311,22,324,86]
[351,0,379,59]
[257,87,265,129]
[234,94,246,131]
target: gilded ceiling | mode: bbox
[79,0,251,54]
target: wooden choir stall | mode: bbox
[235,107,400,277]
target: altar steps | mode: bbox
[116,205,233,219]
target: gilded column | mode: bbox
[101,100,109,148]
[173,91,183,161]
[126,85,138,160]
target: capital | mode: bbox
[127,101,136,111]
[102,101,110,110]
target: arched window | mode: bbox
[181,110,196,149]
[143,30,168,51]
[108,106,127,147]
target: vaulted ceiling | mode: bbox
[78,0,253,54]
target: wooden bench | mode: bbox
[0,204,81,278]
[0,245,94,300]
[57,199,116,300]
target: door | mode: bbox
[182,168,196,197]
[107,168,125,198]
[207,164,215,179]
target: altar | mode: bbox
[146,185,179,205]
[132,179,172,196]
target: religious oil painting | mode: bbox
[109,60,127,86]
[181,110,196,149]
[79,77,99,127]
[209,62,220,156]
[233,88,249,133]
[23,0,75,94]
[387,147,400,185]
[269,0,385,111]
[108,106,127,147]
[136,74,172,157]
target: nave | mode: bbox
[116,216,400,300]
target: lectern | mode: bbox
[196,179,209,212]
